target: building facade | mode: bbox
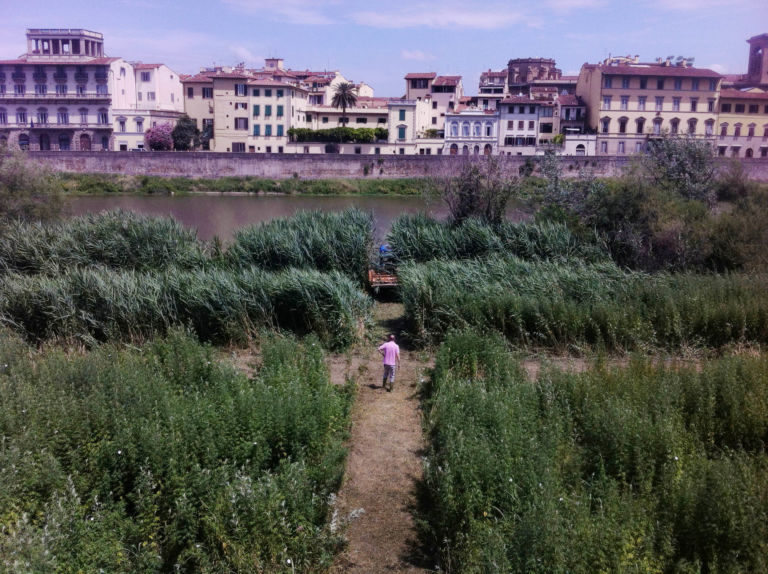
[717,89,768,158]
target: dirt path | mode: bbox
[330,303,433,573]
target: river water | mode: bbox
[66,193,528,242]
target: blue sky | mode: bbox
[2,0,766,96]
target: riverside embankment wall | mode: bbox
[17,151,768,181]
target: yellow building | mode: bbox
[577,56,721,155]
[716,89,768,158]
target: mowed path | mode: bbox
[330,303,432,573]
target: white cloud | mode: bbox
[546,0,606,12]
[707,63,728,74]
[352,4,525,29]
[401,49,434,61]
[230,44,261,64]
[221,0,338,25]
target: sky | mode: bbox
[1,0,766,97]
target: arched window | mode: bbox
[39,134,50,151]
[652,118,662,135]
[461,122,470,137]
[16,108,28,125]
[746,148,754,158]
[0,107,6,125]
[97,108,109,125]
[450,122,458,137]
[748,123,756,138]
[575,144,586,156]
[18,133,30,150]
[734,123,742,137]
[705,120,714,136]
[473,122,481,137]
[57,107,69,125]
[462,145,469,155]
[473,145,480,155]
[670,118,680,135]
[618,117,628,134]
[58,134,70,151]
[79,108,89,125]
[687,118,697,135]
[449,143,458,155]
[483,143,492,155]
[635,117,646,134]
[600,117,610,133]
[720,122,728,137]
[485,122,493,137]
[37,107,48,124]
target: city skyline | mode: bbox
[2,0,766,96]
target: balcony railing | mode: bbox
[0,92,111,100]
[74,72,88,83]
[53,72,68,82]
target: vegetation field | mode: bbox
[0,329,352,573]
[421,330,768,573]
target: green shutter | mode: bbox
[399,109,406,121]
[277,125,284,136]
[265,105,272,117]
[253,104,260,116]
[265,125,272,136]
[277,105,284,117]
[253,125,260,136]
[277,89,283,98]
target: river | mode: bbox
[65,193,529,242]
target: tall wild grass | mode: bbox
[400,255,768,350]
[387,214,607,263]
[0,329,352,573]
[0,265,371,349]
[0,210,208,274]
[225,208,374,283]
[421,330,768,573]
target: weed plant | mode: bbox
[0,210,207,274]
[400,255,768,350]
[225,208,374,283]
[0,329,351,573]
[387,214,607,263]
[0,265,371,349]
[421,330,768,573]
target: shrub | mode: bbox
[145,122,174,151]
[0,150,63,222]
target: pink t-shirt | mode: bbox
[378,341,400,365]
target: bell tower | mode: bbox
[746,33,768,87]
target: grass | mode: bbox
[387,214,607,264]
[420,330,768,573]
[399,255,768,350]
[0,329,353,573]
[0,265,372,350]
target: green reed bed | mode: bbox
[400,256,768,350]
[0,265,371,349]
[0,210,208,274]
[387,214,607,263]
[0,329,352,573]
[421,330,768,573]
[225,208,374,283]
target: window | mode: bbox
[398,126,406,139]
[720,124,728,137]
[462,123,470,137]
[234,118,248,130]
[0,85,4,95]
[0,110,6,125]
[673,97,681,112]
[119,119,126,132]
[657,78,665,90]
[56,109,68,125]
[635,141,643,153]
[253,125,260,136]
[721,103,731,113]
[540,123,553,133]
[17,110,27,124]
[653,118,662,135]
[355,146,362,154]
[266,146,272,153]
[528,120,534,130]
[602,96,611,110]
[671,119,680,134]
[690,98,698,112]
[734,124,742,137]
[636,117,645,134]
[277,125,284,136]
[253,104,260,116]
[735,104,745,113]
[709,79,717,91]
[431,117,437,125]
[619,118,627,133]
[77,85,85,95]
[14,84,25,95]
[688,119,697,134]
[708,99,715,112]
[234,102,247,110]
[398,109,406,121]
[35,84,47,95]
[234,84,247,96]
[600,141,607,154]
[187,86,194,98]
[232,142,245,152]
[96,84,108,95]
[655,97,664,111]
[265,89,272,97]
[705,121,714,136]
[638,96,646,111]
[603,76,613,88]
[674,78,682,90]
[322,117,328,123]
[748,104,759,114]
[621,96,629,111]
[486,123,493,136]
[56,84,67,95]
[601,118,610,133]
[691,79,699,91]
[265,105,272,117]
[202,87,213,99]
[98,110,109,124]
[378,117,387,124]
[639,78,647,90]
[141,71,151,82]
[473,123,481,137]
[356,117,367,123]
[80,109,88,124]
[276,105,284,117]
[136,119,143,132]
[540,107,553,117]
[37,109,48,124]
[276,89,283,98]
[265,124,272,136]
[618,141,625,154]
[252,88,260,97]
[432,101,437,109]
[621,77,630,89]
[518,120,524,130]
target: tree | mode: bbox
[0,151,62,222]
[331,82,357,127]
[144,122,174,151]
[171,114,200,151]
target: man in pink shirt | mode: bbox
[378,334,401,392]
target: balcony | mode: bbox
[74,72,88,83]
[33,73,47,83]
[94,71,108,81]
[0,92,111,101]
[12,72,26,82]
[54,72,68,82]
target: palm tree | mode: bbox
[332,82,358,127]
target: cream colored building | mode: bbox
[577,56,721,155]
[716,88,768,158]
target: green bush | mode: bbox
[387,214,607,263]
[0,329,351,572]
[400,255,768,350]
[0,266,372,349]
[421,331,768,573]
[225,208,374,283]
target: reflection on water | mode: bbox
[66,193,528,242]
